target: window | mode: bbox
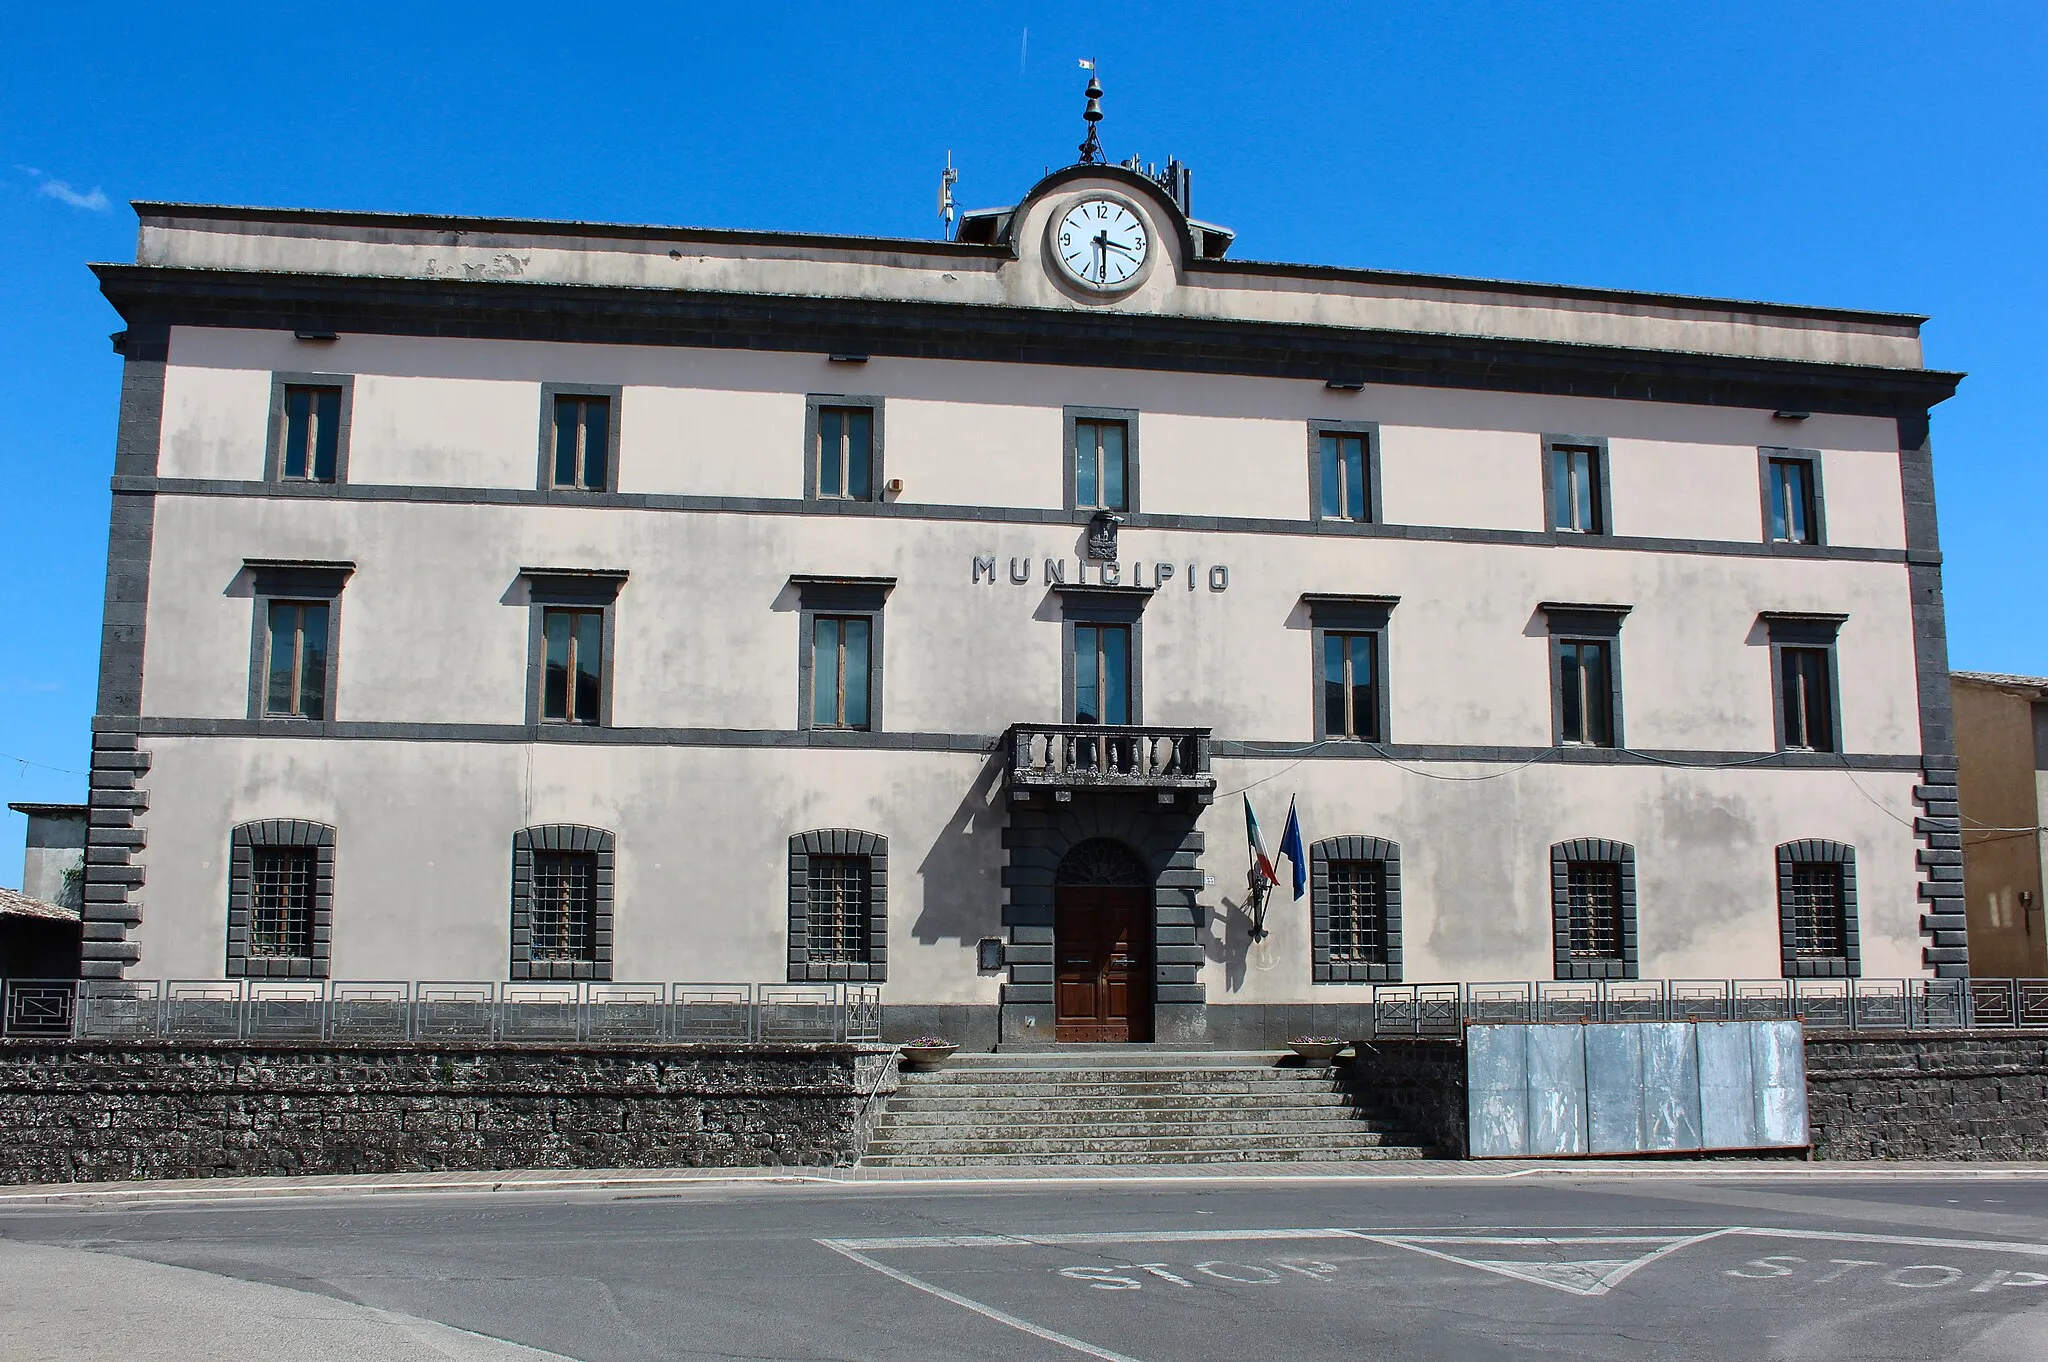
[804,396,884,503]
[788,829,888,981]
[1779,647,1836,752]
[791,575,893,732]
[1550,838,1637,979]
[1762,612,1845,755]
[1776,840,1859,977]
[1557,640,1614,747]
[266,373,353,485]
[530,851,597,961]
[537,384,622,492]
[1546,438,1609,534]
[806,856,870,962]
[816,406,873,500]
[1762,450,1825,545]
[511,825,615,980]
[542,607,604,725]
[1073,623,1132,724]
[246,560,352,724]
[1310,836,1403,982]
[264,601,329,720]
[250,848,316,958]
[811,616,872,729]
[227,819,335,978]
[1311,423,1380,523]
[1543,603,1628,749]
[1065,407,1139,512]
[1322,632,1381,741]
[522,569,626,729]
[551,394,610,490]
[281,386,341,481]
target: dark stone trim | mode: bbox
[226,819,336,979]
[792,578,889,733]
[1309,836,1402,982]
[80,732,149,979]
[509,824,615,981]
[536,383,623,494]
[1063,407,1140,513]
[1303,595,1398,743]
[802,394,886,504]
[243,562,352,725]
[1550,838,1638,980]
[263,371,355,488]
[520,570,626,729]
[1898,409,1963,978]
[1762,612,1846,754]
[1541,433,1615,536]
[1541,603,1629,749]
[787,829,888,982]
[119,474,1921,565]
[1759,445,1827,547]
[1776,839,1860,979]
[1306,420,1383,525]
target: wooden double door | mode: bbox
[1054,885,1153,1043]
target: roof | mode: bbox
[0,886,81,923]
[1954,671,2048,697]
[7,803,87,819]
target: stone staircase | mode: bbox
[862,1050,1438,1167]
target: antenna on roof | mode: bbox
[1077,59,1104,165]
[937,151,958,239]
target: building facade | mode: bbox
[1953,672,2048,978]
[80,147,1965,1046]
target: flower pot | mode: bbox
[899,1043,959,1072]
[1288,1041,1345,1067]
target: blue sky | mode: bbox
[2,3,2043,885]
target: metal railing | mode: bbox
[0,979,884,1044]
[1366,978,2048,1037]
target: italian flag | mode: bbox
[1244,793,1278,888]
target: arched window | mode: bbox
[1550,838,1637,980]
[1777,840,1858,978]
[512,825,615,980]
[227,819,335,978]
[1055,838,1149,886]
[788,829,887,982]
[1309,837,1402,982]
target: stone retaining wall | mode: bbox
[0,1041,899,1185]
[1804,1030,2048,1160]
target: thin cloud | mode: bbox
[17,166,110,211]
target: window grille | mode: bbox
[249,848,316,958]
[531,851,597,961]
[806,856,870,963]
[1789,864,1846,957]
[1326,861,1386,963]
[1566,862,1623,960]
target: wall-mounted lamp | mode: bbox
[828,353,868,365]
[1326,378,1365,392]
[294,329,338,342]
[1772,410,1811,421]
[885,477,904,495]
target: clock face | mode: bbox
[1053,197,1150,291]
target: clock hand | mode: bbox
[1093,231,1108,283]
[1103,240,1138,258]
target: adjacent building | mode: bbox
[77,117,1966,1046]
[1953,672,2048,978]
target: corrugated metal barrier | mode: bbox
[1467,1020,1808,1158]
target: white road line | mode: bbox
[1733,1227,2048,1257]
[1336,1228,1736,1297]
[817,1238,1147,1362]
[831,1228,1357,1251]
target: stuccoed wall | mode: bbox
[0,1042,898,1185]
[1805,1031,2048,1160]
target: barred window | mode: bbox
[1565,862,1623,960]
[531,851,597,961]
[249,848,316,958]
[806,856,870,963]
[1789,864,1846,958]
[1325,861,1386,963]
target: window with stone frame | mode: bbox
[1550,838,1637,980]
[227,819,335,978]
[787,829,887,981]
[1776,839,1859,977]
[510,825,615,980]
[1309,836,1402,982]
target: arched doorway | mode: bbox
[1054,838,1152,1042]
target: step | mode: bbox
[876,1115,1405,1137]
[906,1063,1331,1081]
[892,1078,1353,1098]
[885,1091,1364,1111]
[952,1049,1297,1069]
[877,1106,1391,1128]
[860,1146,1434,1167]
[865,1130,1427,1157]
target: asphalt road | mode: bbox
[4,1172,2048,1361]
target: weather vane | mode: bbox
[1077,59,1104,165]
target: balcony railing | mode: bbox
[1006,723,1214,803]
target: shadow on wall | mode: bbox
[1211,891,1263,994]
[910,752,1007,946]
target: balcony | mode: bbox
[1004,724,1215,805]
